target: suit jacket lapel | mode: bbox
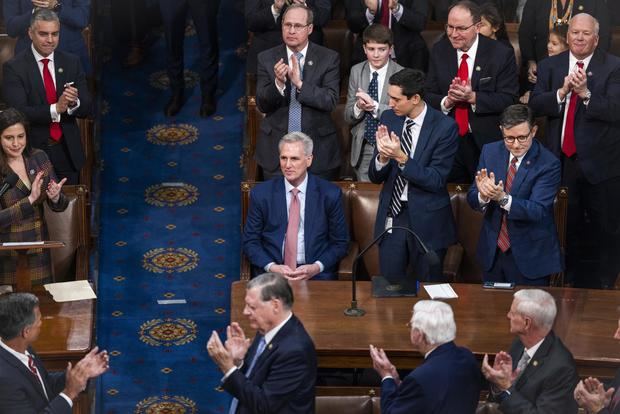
[515,334,554,389]
[412,107,433,161]
[360,62,371,92]
[510,142,538,194]
[54,52,67,101]
[471,37,488,88]
[275,179,287,263]
[302,43,316,84]
[26,52,47,104]
[303,174,318,261]
[0,346,48,401]
[251,316,296,375]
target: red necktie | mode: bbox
[284,188,300,269]
[379,0,390,26]
[562,61,584,157]
[497,156,518,252]
[455,53,469,136]
[41,58,62,142]
[28,354,39,378]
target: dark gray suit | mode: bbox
[255,42,340,177]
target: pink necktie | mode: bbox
[41,58,62,142]
[497,156,518,252]
[284,188,300,269]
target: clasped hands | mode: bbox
[574,377,615,413]
[28,170,67,205]
[445,77,475,109]
[207,322,251,373]
[559,66,589,101]
[475,168,505,204]
[270,263,320,281]
[369,344,401,385]
[481,351,516,391]
[56,84,79,114]
[375,124,408,165]
[355,89,376,113]
[274,55,303,91]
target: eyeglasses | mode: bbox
[445,22,477,34]
[283,23,310,32]
[502,130,532,143]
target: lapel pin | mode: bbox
[532,360,538,367]
[29,169,35,175]
[578,5,584,10]
[587,71,593,77]
[268,343,273,350]
[475,66,481,72]
[58,67,63,73]
[307,60,313,66]
[526,160,530,165]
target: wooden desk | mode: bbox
[231,281,620,379]
[33,286,94,413]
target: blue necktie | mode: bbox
[287,52,304,132]
[364,71,379,145]
[389,118,415,217]
[228,336,267,414]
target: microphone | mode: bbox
[0,172,18,198]
[344,226,440,317]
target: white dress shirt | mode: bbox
[440,34,480,115]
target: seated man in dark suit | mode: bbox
[482,289,579,414]
[467,104,562,286]
[369,300,482,413]
[0,293,109,413]
[243,131,349,280]
[574,316,620,413]
[425,0,518,183]
[256,3,340,180]
[2,8,92,185]
[369,68,459,283]
[207,272,316,414]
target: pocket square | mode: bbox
[479,76,493,83]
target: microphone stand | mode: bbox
[344,226,439,317]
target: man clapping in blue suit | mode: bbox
[243,132,349,280]
[370,300,482,413]
[467,104,562,285]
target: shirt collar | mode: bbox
[31,45,54,64]
[0,338,31,365]
[458,34,479,60]
[569,52,593,72]
[263,311,293,345]
[369,59,390,77]
[287,43,309,62]
[524,336,545,359]
[408,102,428,125]
[284,172,308,194]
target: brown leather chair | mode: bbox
[330,103,355,180]
[0,35,16,93]
[78,118,95,188]
[315,396,373,414]
[323,19,354,101]
[44,185,90,282]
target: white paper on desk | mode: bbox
[424,283,458,299]
[2,241,45,247]
[44,280,96,302]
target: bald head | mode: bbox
[568,13,599,59]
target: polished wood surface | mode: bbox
[231,281,620,378]
[0,241,65,292]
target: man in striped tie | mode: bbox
[369,68,459,284]
[467,104,562,286]
[207,273,316,414]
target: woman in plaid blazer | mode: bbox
[0,108,68,286]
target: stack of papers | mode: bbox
[44,280,97,302]
[423,283,459,299]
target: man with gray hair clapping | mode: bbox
[482,289,579,413]
[370,300,481,413]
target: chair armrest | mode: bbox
[240,253,252,281]
[443,243,464,282]
[338,241,359,281]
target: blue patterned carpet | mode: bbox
[95,4,245,413]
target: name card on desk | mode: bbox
[424,283,458,299]
[44,280,97,302]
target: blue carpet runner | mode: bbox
[95,4,245,413]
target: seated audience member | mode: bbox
[479,2,511,49]
[369,68,458,283]
[529,13,620,289]
[255,3,340,180]
[574,316,620,414]
[520,25,567,104]
[482,289,579,414]
[467,104,561,286]
[245,0,331,75]
[207,272,316,414]
[424,0,518,183]
[0,292,109,413]
[2,8,92,185]
[0,108,68,287]
[344,0,429,72]
[344,24,403,181]
[3,0,91,73]
[369,300,481,413]
[243,132,349,281]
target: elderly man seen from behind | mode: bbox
[482,289,579,413]
[370,300,481,413]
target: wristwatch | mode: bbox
[583,89,592,104]
[499,194,510,207]
[496,389,512,402]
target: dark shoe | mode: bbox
[200,96,216,118]
[164,93,184,117]
[122,46,145,67]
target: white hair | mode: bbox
[278,131,313,156]
[410,300,456,345]
[513,289,557,331]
